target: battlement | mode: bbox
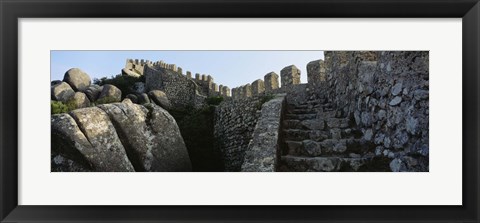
[128,58,232,102]
[231,60,325,100]
[125,57,329,101]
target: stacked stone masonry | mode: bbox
[126,58,232,109]
[55,52,428,172]
[216,51,429,172]
[214,96,265,171]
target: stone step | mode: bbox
[283,138,374,156]
[285,115,349,129]
[289,101,322,108]
[283,119,326,130]
[278,155,373,172]
[283,129,329,141]
[325,117,350,128]
[284,113,317,120]
[316,111,336,119]
[283,120,303,129]
[287,108,320,115]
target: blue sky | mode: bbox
[51,51,324,89]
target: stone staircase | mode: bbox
[278,93,376,172]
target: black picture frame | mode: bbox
[1,0,479,222]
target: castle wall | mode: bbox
[126,58,231,102]
[319,51,429,171]
[214,96,264,171]
[144,65,204,109]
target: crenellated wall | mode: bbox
[130,52,429,172]
[151,59,231,98]
[127,58,232,108]
[215,51,429,172]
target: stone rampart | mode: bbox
[145,65,205,109]
[241,94,286,172]
[128,58,232,108]
[131,52,428,172]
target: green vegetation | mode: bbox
[169,105,224,172]
[51,100,77,114]
[93,74,145,99]
[256,94,275,110]
[206,96,224,106]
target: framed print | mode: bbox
[1,0,479,222]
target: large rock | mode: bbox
[51,102,192,172]
[138,93,150,104]
[51,82,75,102]
[98,102,192,171]
[51,111,134,172]
[51,114,94,172]
[69,92,90,109]
[125,94,138,103]
[51,80,62,86]
[97,84,121,103]
[63,68,91,91]
[68,107,135,171]
[83,84,103,102]
[148,90,172,110]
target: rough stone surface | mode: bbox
[251,79,265,96]
[389,96,402,106]
[51,113,94,172]
[214,96,265,171]
[126,94,138,103]
[243,84,252,97]
[148,90,172,110]
[122,68,141,78]
[145,66,204,109]
[51,80,62,86]
[241,95,285,171]
[70,92,90,109]
[98,102,191,171]
[52,108,135,172]
[264,72,279,93]
[98,84,122,103]
[52,103,191,172]
[307,59,326,86]
[317,51,429,171]
[83,84,103,102]
[280,65,301,87]
[63,68,92,91]
[51,82,75,102]
[278,51,428,172]
[52,52,428,172]
[138,93,150,104]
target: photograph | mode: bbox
[2,0,477,221]
[50,51,429,172]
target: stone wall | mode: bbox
[241,94,286,172]
[128,58,231,108]
[125,59,152,75]
[319,51,429,171]
[144,65,205,109]
[214,96,264,171]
